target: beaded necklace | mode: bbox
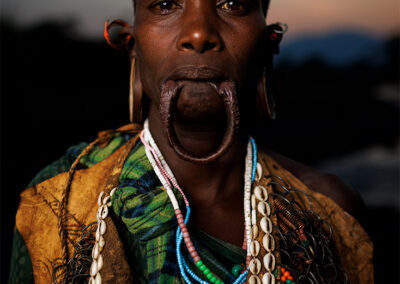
[141,120,258,284]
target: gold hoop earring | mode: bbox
[129,58,143,123]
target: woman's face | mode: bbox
[132,0,268,123]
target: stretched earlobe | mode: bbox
[129,58,144,123]
[104,20,135,52]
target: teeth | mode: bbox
[262,233,275,252]
[254,186,268,201]
[249,258,262,274]
[250,240,261,257]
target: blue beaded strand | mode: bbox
[250,137,258,183]
[176,138,258,284]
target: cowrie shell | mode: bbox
[97,192,104,206]
[252,225,259,239]
[251,240,261,257]
[254,186,268,201]
[257,201,271,216]
[262,272,276,284]
[100,220,107,235]
[97,254,103,271]
[249,258,262,274]
[263,233,275,252]
[260,217,273,234]
[256,163,262,181]
[102,196,111,206]
[89,277,95,284]
[98,236,105,251]
[95,272,102,284]
[92,243,99,260]
[263,252,276,271]
[90,259,98,276]
[249,275,261,284]
[110,187,117,197]
[99,205,108,220]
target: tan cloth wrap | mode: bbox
[15,132,373,283]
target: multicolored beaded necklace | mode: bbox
[141,120,258,284]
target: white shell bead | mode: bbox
[260,217,273,234]
[252,225,259,239]
[262,272,276,284]
[249,275,261,284]
[249,258,262,274]
[252,209,257,226]
[250,240,261,257]
[97,254,103,271]
[257,201,271,216]
[262,233,275,252]
[100,220,107,235]
[254,186,268,201]
[256,163,262,181]
[98,236,105,251]
[97,192,104,206]
[110,187,117,197]
[251,194,256,209]
[96,226,101,242]
[95,272,102,284]
[263,252,276,272]
[102,196,111,206]
[90,259,98,276]
[92,243,99,260]
[99,205,109,220]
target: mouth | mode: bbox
[164,66,229,86]
[159,67,240,163]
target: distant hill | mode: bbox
[278,31,387,66]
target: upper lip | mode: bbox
[166,66,228,83]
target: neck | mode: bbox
[147,106,248,205]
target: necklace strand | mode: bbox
[141,120,257,284]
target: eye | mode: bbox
[219,1,247,13]
[152,1,179,13]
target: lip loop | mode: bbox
[160,80,240,164]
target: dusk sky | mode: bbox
[2,0,399,40]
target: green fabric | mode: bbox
[9,133,246,283]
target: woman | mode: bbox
[10,0,373,283]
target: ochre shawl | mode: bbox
[15,127,373,283]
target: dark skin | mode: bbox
[124,0,364,246]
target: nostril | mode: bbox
[182,42,194,50]
[204,42,217,51]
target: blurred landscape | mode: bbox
[1,16,399,283]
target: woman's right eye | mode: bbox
[152,1,179,13]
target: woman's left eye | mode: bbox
[219,1,247,13]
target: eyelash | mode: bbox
[150,0,248,15]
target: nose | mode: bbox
[176,7,223,53]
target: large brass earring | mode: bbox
[256,22,288,121]
[129,58,143,123]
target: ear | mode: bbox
[104,20,135,59]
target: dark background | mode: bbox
[1,14,399,284]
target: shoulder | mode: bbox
[263,150,365,221]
